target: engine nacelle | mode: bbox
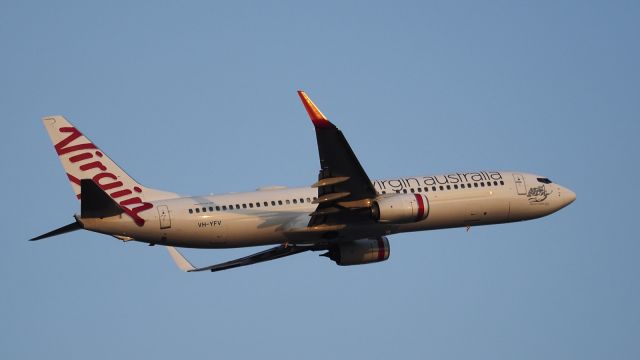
[371,194,429,223]
[323,237,390,266]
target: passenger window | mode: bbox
[306,198,311,203]
[410,188,415,193]
[402,189,407,194]
[249,203,253,208]
[395,190,400,193]
[493,181,498,186]
[461,184,465,189]
[278,200,283,205]
[446,185,451,190]
[474,183,478,188]
[467,183,471,188]
[195,208,200,213]
[242,204,247,209]
[202,207,206,212]
[271,201,276,206]
[216,206,220,211]
[454,184,458,189]
[235,204,240,209]
[487,181,491,187]
[439,186,444,191]
[209,206,214,211]
[432,186,436,191]
[480,182,485,187]
[500,181,504,185]
[222,205,227,210]
[188,209,193,214]
[381,191,386,194]
[300,198,304,203]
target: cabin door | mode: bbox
[158,205,171,229]
[513,173,527,195]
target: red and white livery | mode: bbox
[32,91,576,272]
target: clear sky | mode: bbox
[2,1,639,359]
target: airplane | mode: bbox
[31,91,576,272]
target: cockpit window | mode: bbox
[537,177,552,184]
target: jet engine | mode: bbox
[371,194,429,223]
[322,237,390,266]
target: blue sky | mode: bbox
[2,1,639,359]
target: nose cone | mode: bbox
[560,186,576,208]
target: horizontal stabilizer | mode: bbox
[30,220,83,241]
[80,179,124,218]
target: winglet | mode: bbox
[167,246,195,272]
[297,91,335,129]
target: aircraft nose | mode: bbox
[561,187,576,207]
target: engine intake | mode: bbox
[322,237,390,266]
[371,194,429,223]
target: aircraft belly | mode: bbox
[396,194,511,233]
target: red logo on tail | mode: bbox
[56,127,153,226]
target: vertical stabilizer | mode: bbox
[42,116,177,225]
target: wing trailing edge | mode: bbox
[166,245,312,273]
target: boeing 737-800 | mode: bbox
[32,91,576,272]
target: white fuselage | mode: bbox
[79,171,576,248]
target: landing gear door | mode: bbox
[513,173,527,195]
[158,205,171,229]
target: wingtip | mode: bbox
[167,246,196,272]
[297,91,334,129]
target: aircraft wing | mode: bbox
[167,245,312,273]
[298,91,378,226]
